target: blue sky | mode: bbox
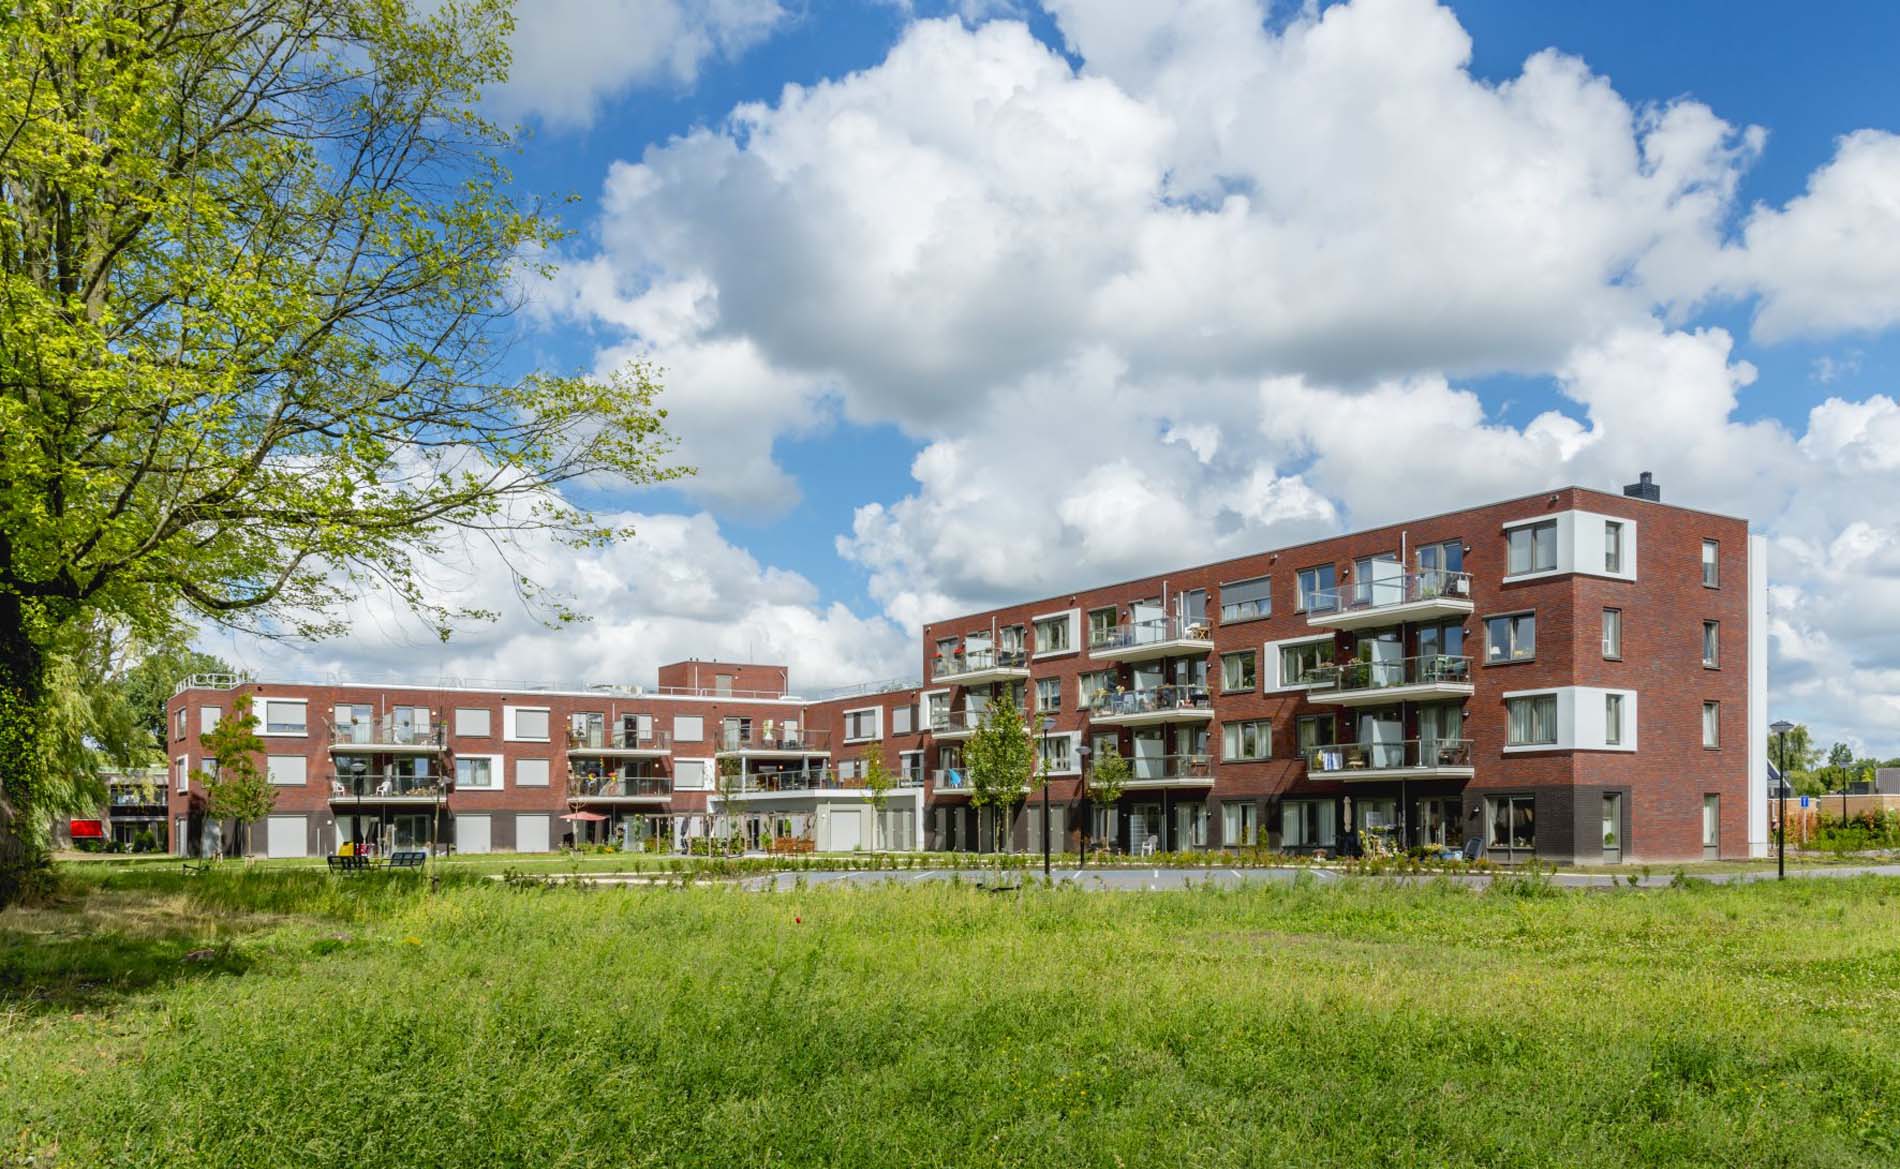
[237,0,1900,752]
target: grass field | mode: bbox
[5,867,1900,1167]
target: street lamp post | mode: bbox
[1040,715,1055,882]
[1771,719,1794,880]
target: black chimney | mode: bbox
[1623,471,1660,502]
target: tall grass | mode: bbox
[5,872,1900,1166]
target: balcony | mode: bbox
[1305,570,1474,631]
[108,790,166,808]
[328,717,446,754]
[929,767,973,794]
[717,767,875,798]
[1303,738,1474,781]
[568,775,672,801]
[927,708,983,740]
[1116,753,1214,788]
[1305,655,1475,707]
[327,773,448,802]
[565,726,673,757]
[1088,615,1215,663]
[714,727,830,757]
[1088,685,1216,727]
[931,646,1031,686]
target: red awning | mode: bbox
[69,818,105,839]
[560,811,608,822]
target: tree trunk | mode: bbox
[0,597,49,905]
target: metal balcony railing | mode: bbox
[928,708,984,734]
[1303,738,1473,774]
[1306,655,1473,694]
[109,790,165,807]
[1114,753,1213,782]
[1308,570,1472,616]
[328,773,448,798]
[724,767,852,794]
[930,767,972,791]
[1088,615,1214,651]
[1088,685,1213,718]
[932,646,1029,680]
[566,726,673,751]
[716,727,830,753]
[328,716,445,748]
[569,776,672,799]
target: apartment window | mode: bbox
[1605,694,1624,746]
[1278,641,1330,687]
[1604,521,1625,573]
[1220,651,1257,693]
[1507,521,1558,576]
[1296,715,1336,754]
[1089,731,1118,765]
[998,625,1027,659]
[843,708,880,742]
[1279,800,1334,848]
[1175,802,1210,848]
[714,674,734,696]
[673,715,703,743]
[262,699,307,735]
[199,707,221,735]
[1034,614,1073,654]
[265,756,306,786]
[1416,539,1464,577]
[1223,802,1261,847]
[505,707,549,742]
[1087,607,1118,648]
[1038,734,1074,772]
[1485,613,1536,663]
[1702,621,1720,668]
[1078,670,1115,710]
[455,756,498,789]
[1602,609,1622,659]
[899,751,923,782]
[1487,795,1536,851]
[892,704,915,735]
[515,759,550,787]
[1222,719,1271,761]
[174,755,189,794]
[453,707,491,737]
[1296,564,1337,612]
[1702,539,1720,587]
[1505,695,1558,746]
[174,707,187,740]
[1035,677,1062,714]
[1702,701,1720,748]
[1220,575,1271,623]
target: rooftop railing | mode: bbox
[1304,738,1473,774]
[1307,569,1472,616]
[1088,685,1213,719]
[566,726,673,751]
[1088,615,1214,651]
[1306,654,1473,694]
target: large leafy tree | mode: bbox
[0,1,681,885]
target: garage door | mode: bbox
[829,809,861,852]
[516,814,551,853]
[266,815,307,859]
[457,814,491,854]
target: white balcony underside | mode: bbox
[1305,598,1474,631]
[329,794,444,805]
[1122,775,1216,789]
[568,793,671,803]
[564,746,672,759]
[329,743,446,756]
[1317,765,1476,782]
[713,747,832,759]
[1089,708,1218,727]
[932,666,1032,686]
[1307,682,1475,708]
[930,727,976,740]
[1089,639,1216,664]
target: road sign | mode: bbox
[1799,795,1811,808]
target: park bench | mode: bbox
[386,851,426,870]
[326,854,371,874]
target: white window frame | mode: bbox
[1031,608,1080,659]
[175,754,190,794]
[1604,520,1625,573]
[1037,731,1081,776]
[515,758,551,788]
[199,707,221,735]
[898,749,924,782]
[454,753,503,791]
[1501,686,1637,753]
[254,694,308,738]
[842,706,883,743]
[1505,693,1559,748]
[672,758,712,791]
[502,705,551,743]
[1266,634,1333,691]
[1035,677,1062,714]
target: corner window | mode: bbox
[1219,575,1271,623]
[1220,651,1257,692]
[1604,521,1625,573]
[1278,641,1331,686]
[1702,539,1720,587]
[1507,521,1558,576]
[1485,613,1536,663]
[1505,694,1558,746]
[1702,621,1719,668]
[1702,701,1720,748]
[1602,609,1622,659]
[1033,614,1073,654]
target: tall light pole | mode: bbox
[1771,719,1794,880]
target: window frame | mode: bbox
[1295,564,1337,613]
[1702,701,1721,749]
[1506,520,1559,577]
[1604,520,1624,573]
[1604,694,1624,747]
[1219,650,1257,693]
[1484,611,1537,665]
[1702,620,1720,669]
[1602,608,1622,660]
[1218,574,1272,624]
[1031,609,1079,658]
[842,705,883,744]
[1221,718,1272,762]
[256,696,309,737]
[515,758,551,788]
[454,753,502,791]
[1505,693,1559,747]
[1035,676,1063,714]
[1702,539,1720,588]
[502,705,551,744]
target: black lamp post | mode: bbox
[1771,719,1794,880]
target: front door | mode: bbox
[1128,803,1162,854]
[1702,795,1719,860]
[1602,793,1623,864]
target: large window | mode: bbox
[1296,715,1336,755]
[263,700,307,735]
[1486,613,1536,663]
[1296,564,1337,612]
[1220,576,1272,623]
[1506,694,1558,746]
[1702,701,1721,748]
[516,759,550,787]
[1602,609,1622,659]
[454,707,491,737]
[1035,677,1062,713]
[1175,802,1209,848]
[1223,802,1261,847]
[1487,795,1535,851]
[455,756,497,790]
[1605,694,1624,746]
[1702,539,1720,587]
[844,708,880,742]
[1507,521,1558,576]
[1077,671,1115,709]
[1222,719,1271,761]
[1038,734,1074,773]
[1034,614,1072,654]
[265,756,306,786]
[1280,800,1335,848]
[1604,521,1625,573]
[1702,621,1720,668]
[1220,651,1256,692]
[1278,641,1330,687]
[506,706,550,742]
[1088,607,1118,648]
[892,704,914,735]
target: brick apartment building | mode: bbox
[166,478,1769,864]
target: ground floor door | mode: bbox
[1484,794,1536,863]
[1415,797,1460,848]
[1128,803,1162,854]
[173,816,189,856]
[1603,793,1624,864]
[517,814,551,853]
[830,809,862,852]
[265,815,307,859]
[1702,795,1720,860]
[457,814,491,854]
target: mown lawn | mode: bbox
[4,868,1899,1167]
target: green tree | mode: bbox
[1082,746,1130,860]
[967,694,1033,854]
[714,755,745,856]
[0,1,682,891]
[861,744,895,852]
[195,695,272,858]
[1769,724,1823,793]
[118,645,236,748]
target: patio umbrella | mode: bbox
[560,811,608,821]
